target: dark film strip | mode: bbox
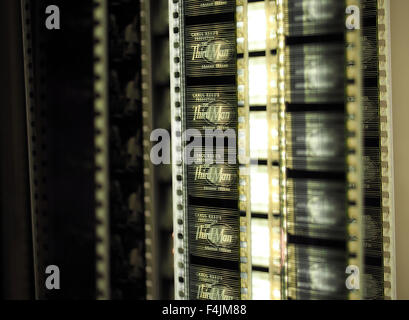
[22,0,97,299]
[282,0,348,300]
[177,0,241,300]
[107,0,146,300]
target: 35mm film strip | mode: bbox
[170,0,242,300]
[377,0,395,300]
[169,0,189,300]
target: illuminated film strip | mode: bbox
[276,0,395,300]
[241,0,281,300]
[236,0,252,300]
[169,0,188,300]
[358,0,395,300]
[377,0,395,300]
[280,0,356,300]
[346,0,363,300]
[170,0,242,300]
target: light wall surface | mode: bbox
[390,0,409,300]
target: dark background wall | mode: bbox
[0,0,34,299]
[391,0,409,300]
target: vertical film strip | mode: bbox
[141,0,173,299]
[169,0,188,300]
[280,0,354,300]
[140,0,157,300]
[20,0,98,299]
[346,0,363,300]
[181,0,241,300]
[236,0,252,300]
[20,0,44,299]
[106,0,146,300]
[377,0,395,300]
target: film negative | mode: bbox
[287,178,346,240]
[189,265,241,300]
[186,85,237,133]
[185,23,236,77]
[287,243,348,299]
[286,112,345,171]
[285,43,345,103]
[284,0,344,36]
[185,0,235,17]
[188,206,239,261]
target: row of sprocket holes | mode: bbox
[378,17,392,285]
[171,2,186,298]
[92,2,110,296]
[346,32,359,214]
[92,3,108,267]
[24,2,52,288]
[92,2,110,299]
[377,7,392,299]
[139,10,155,298]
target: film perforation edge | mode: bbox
[377,0,395,300]
[236,0,252,300]
[93,0,110,300]
[169,0,188,300]
[277,0,288,300]
[140,0,158,300]
[21,0,46,300]
[345,0,363,300]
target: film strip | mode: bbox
[21,0,46,299]
[236,0,252,300]
[169,0,188,300]
[21,0,98,299]
[378,0,396,299]
[276,0,288,299]
[140,0,158,300]
[140,0,173,299]
[239,0,282,300]
[185,2,240,300]
[345,0,363,300]
[279,0,354,300]
[107,0,146,300]
[353,0,395,300]
[377,0,395,300]
[265,0,281,299]
[359,0,383,300]
[170,0,241,300]
[93,0,110,300]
